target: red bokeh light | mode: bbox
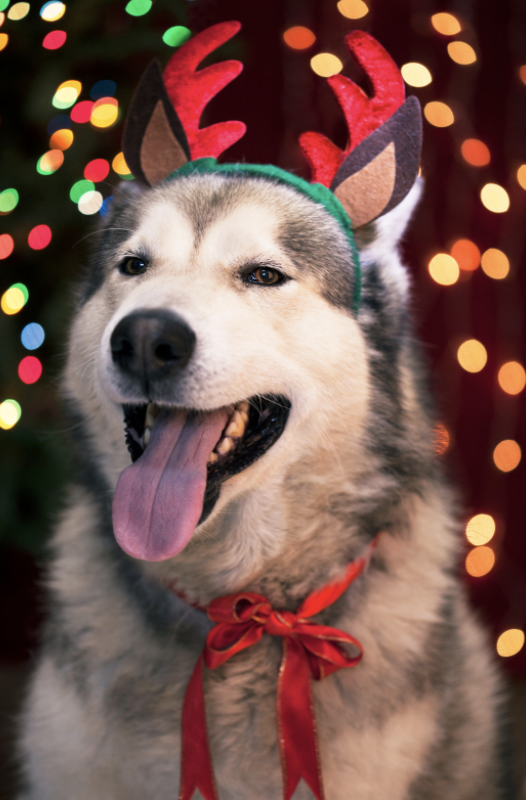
[42,30,67,50]
[28,224,52,250]
[84,159,110,182]
[71,100,94,124]
[18,356,42,385]
[0,233,14,259]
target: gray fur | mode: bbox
[18,173,513,799]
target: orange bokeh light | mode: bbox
[465,546,495,577]
[283,26,315,50]
[493,440,521,472]
[461,138,490,167]
[498,362,526,395]
[451,239,480,271]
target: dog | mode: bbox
[18,23,513,800]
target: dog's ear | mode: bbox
[299,32,422,230]
[122,22,246,188]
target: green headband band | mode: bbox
[166,157,362,313]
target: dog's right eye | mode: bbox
[119,257,148,276]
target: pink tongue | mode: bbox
[112,407,229,561]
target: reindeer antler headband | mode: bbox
[123,21,422,311]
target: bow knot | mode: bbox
[178,537,380,800]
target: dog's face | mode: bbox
[66,173,418,566]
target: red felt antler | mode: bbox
[163,21,246,160]
[299,31,405,187]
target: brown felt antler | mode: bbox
[122,22,246,186]
[299,31,422,228]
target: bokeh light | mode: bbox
[36,149,64,175]
[78,190,103,215]
[162,26,191,48]
[424,101,454,127]
[428,253,459,285]
[47,114,71,135]
[7,3,30,20]
[433,423,450,455]
[28,224,52,250]
[53,80,82,110]
[21,322,45,351]
[457,339,487,373]
[40,1,66,21]
[112,152,132,177]
[0,12,4,24]
[42,30,67,49]
[0,33,8,51]
[90,80,116,100]
[465,514,496,546]
[401,63,432,87]
[49,128,73,150]
[0,188,19,214]
[125,0,152,16]
[481,248,509,280]
[90,97,118,128]
[0,0,8,11]
[99,196,113,217]
[520,66,526,85]
[84,159,110,182]
[431,12,461,35]
[517,165,526,190]
[466,546,495,577]
[283,26,316,50]
[448,41,477,64]
[480,183,510,213]
[0,233,14,259]
[71,100,94,123]
[461,138,490,166]
[1,283,28,315]
[310,53,343,78]
[498,362,526,395]
[451,239,480,271]
[493,440,521,472]
[19,356,42,385]
[0,399,22,430]
[497,629,525,658]
[70,179,94,203]
[336,0,369,19]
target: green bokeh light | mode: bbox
[70,179,94,203]
[125,0,152,17]
[0,0,10,11]
[162,26,191,47]
[0,188,19,212]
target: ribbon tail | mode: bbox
[179,654,219,800]
[277,639,325,800]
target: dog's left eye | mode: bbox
[119,257,148,276]
[246,267,285,286]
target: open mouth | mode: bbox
[112,396,290,562]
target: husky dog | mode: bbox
[18,24,512,800]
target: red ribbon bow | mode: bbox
[178,538,379,800]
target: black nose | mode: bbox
[111,309,196,388]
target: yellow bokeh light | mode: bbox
[496,629,525,658]
[433,423,450,455]
[337,0,369,19]
[7,2,30,20]
[493,440,521,472]
[112,152,131,175]
[480,183,510,213]
[310,53,343,78]
[481,248,509,280]
[0,399,21,430]
[498,362,526,395]
[451,239,480,271]
[401,63,432,88]
[431,13,461,35]
[1,286,25,315]
[91,99,119,128]
[447,41,477,65]
[424,101,454,128]
[428,253,459,285]
[517,165,526,190]
[49,129,74,151]
[0,33,8,51]
[465,514,496,546]
[457,339,487,373]
[41,1,66,21]
[465,546,494,577]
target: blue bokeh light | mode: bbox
[21,322,45,351]
[47,114,72,135]
[90,80,117,100]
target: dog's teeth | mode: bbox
[145,402,158,429]
[236,400,250,414]
[143,427,151,446]
[225,410,246,439]
[216,436,234,455]
[208,452,219,465]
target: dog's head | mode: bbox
[65,24,425,568]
